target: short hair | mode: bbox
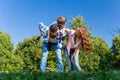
[57,16,66,25]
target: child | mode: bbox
[49,16,66,48]
[56,16,66,48]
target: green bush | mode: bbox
[91,36,112,70]
[80,52,100,71]
[111,35,120,69]
[0,30,23,72]
[14,36,42,71]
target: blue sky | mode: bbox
[0,0,120,48]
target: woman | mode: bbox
[64,26,91,72]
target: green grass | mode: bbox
[0,70,120,80]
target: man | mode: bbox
[39,23,64,72]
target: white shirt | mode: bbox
[49,37,57,43]
[71,35,81,48]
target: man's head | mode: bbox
[57,16,66,28]
[49,24,59,38]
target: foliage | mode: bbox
[91,36,112,70]
[69,15,85,29]
[0,30,13,51]
[111,35,120,69]
[69,15,92,37]
[0,70,120,80]
[111,35,120,54]
[14,36,42,71]
[80,52,100,71]
[0,30,23,72]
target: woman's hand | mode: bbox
[47,38,50,42]
[71,55,74,62]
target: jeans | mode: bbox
[64,47,82,72]
[40,42,64,72]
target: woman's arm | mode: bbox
[73,41,81,56]
[65,28,74,33]
[65,28,75,55]
[66,41,71,55]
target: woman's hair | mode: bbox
[49,24,59,38]
[57,16,66,28]
[74,26,91,53]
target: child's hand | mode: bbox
[47,38,50,42]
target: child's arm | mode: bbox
[62,27,65,35]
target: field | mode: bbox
[0,70,120,80]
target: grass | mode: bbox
[0,70,120,80]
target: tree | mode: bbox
[14,36,42,71]
[14,36,59,72]
[91,36,111,70]
[69,15,85,29]
[111,35,120,69]
[0,30,13,51]
[69,15,92,37]
[111,35,120,54]
[0,30,23,72]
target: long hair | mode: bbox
[74,26,91,53]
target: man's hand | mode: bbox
[36,36,41,43]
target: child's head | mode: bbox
[49,24,59,38]
[74,26,91,53]
[57,16,66,28]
